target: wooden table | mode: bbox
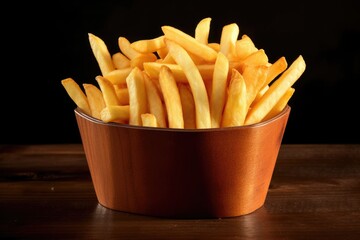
[1,144,359,239]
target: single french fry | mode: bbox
[263,87,295,121]
[143,62,214,84]
[118,36,142,60]
[221,69,247,127]
[242,64,269,110]
[162,25,217,62]
[159,65,184,128]
[61,78,91,116]
[210,52,229,128]
[112,52,131,69]
[166,39,211,128]
[143,72,167,128]
[88,33,115,76]
[100,105,130,123]
[126,67,148,125]
[141,113,158,127]
[245,55,306,125]
[195,17,212,44]
[95,76,120,106]
[235,34,258,61]
[178,83,196,129]
[144,62,182,80]
[103,68,133,85]
[220,23,240,58]
[83,83,106,119]
[239,49,269,72]
[264,56,288,87]
[114,86,129,105]
[131,36,166,54]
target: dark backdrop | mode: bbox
[1,0,359,144]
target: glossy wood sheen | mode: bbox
[75,106,290,218]
[1,144,359,239]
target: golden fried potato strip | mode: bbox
[195,17,211,44]
[61,78,91,116]
[95,76,119,106]
[210,52,229,128]
[159,65,184,129]
[126,67,148,126]
[141,113,158,127]
[143,72,167,128]
[88,33,115,76]
[100,105,129,123]
[162,25,217,62]
[245,55,306,125]
[221,69,247,127]
[83,83,106,119]
[178,83,196,129]
[166,39,211,128]
[131,36,166,54]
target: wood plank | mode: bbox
[0,144,359,239]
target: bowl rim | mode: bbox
[74,105,290,133]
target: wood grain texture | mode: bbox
[0,144,359,239]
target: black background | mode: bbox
[1,0,359,144]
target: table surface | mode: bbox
[1,144,359,240]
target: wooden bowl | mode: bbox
[75,105,290,218]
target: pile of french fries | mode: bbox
[61,17,306,129]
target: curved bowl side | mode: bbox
[75,106,291,218]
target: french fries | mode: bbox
[195,17,211,44]
[126,67,148,126]
[219,23,239,58]
[95,76,119,106]
[210,52,229,128]
[141,113,158,127]
[245,55,306,125]
[221,69,247,127]
[161,25,218,62]
[159,65,184,128]
[61,78,91,116]
[112,52,130,69]
[263,87,295,121]
[165,39,211,128]
[83,83,106,120]
[62,17,306,129]
[88,33,115,76]
[130,36,166,54]
[143,72,167,128]
[242,64,269,110]
[178,83,196,129]
[100,105,130,123]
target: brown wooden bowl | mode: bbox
[75,105,291,218]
